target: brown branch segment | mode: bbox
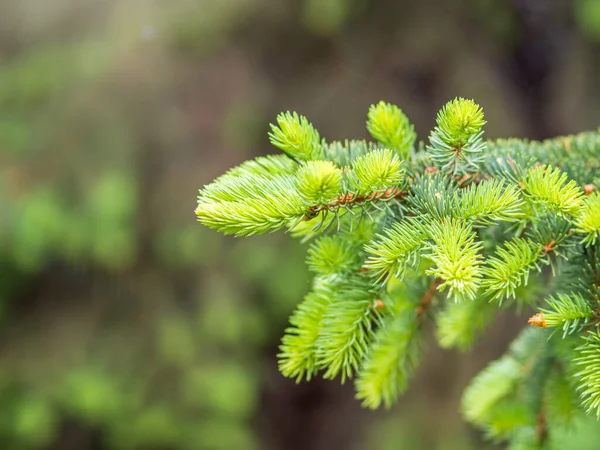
[303,187,404,220]
[416,278,443,319]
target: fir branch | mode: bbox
[427,98,486,175]
[317,281,380,383]
[437,295,495,350]
[363,218,427,283]
[307,235,360,276]
[480,238,544,303]
[303,186,404,220]
[195,187,305,236]
[347,148,404,195]
[407,173,457,219]
[424,219,484,301]
[462,356,522,426]
[539,293,596,338]
[454,178,524,225]
[268,111,321,160]
[575,192,600,246]
[355,309,419,409]
[196,98,600,439]
[574,331,600,418]
[521,165,585,217]
[366,101,416,158]
[278,285,331,382]
[296,160,343,204]
[199,173,296,204]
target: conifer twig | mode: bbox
[416,278,443,319]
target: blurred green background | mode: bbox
[1,0,600,448]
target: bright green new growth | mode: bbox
[296,160,342,203]
[269,111,321,160]
[424,219,483,302]
[197,98,600,449]
[348,148,404,194]
[576,192,600,245]
[542,293,595,338]
[428,97,487,174]
[367,101,416,157]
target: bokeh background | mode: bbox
[1,0,600,449]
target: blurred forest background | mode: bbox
[1,0,600,449]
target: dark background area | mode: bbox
[1,0,600,449]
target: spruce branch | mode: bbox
[296,160,343,204]
[574,331,600,418]
[355,309,419,409]
[437,295,495,350]
[278,285,331,382]
[268,111,321,160]
[366,101,416,158]
[480,238,544,303]
[307,235,361,276]
[363,217,427,283]
[424,219,484,302]
[575,192,600,246]
[346,148,405,194]
[427,97,486,175]
[196,98,600,445]
[521,165,585,217]
[454,178,524,225]
[316,280,381,383]
[538,293,596,338]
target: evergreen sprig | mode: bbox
[427,97,487,175]
[268,111,321,160]
[576,192,600,246]
[347,148,404,194]
[278,284,331,382]
[367,101,416,158]
[522,165,585,217]
[317,280,381,382]
[480,238,544,303]
[540,293,596,338]
[437,295,495,350]
[196,98,600,449]
[363,218,427,282]
[424,219,483,302]
[355,309,419,409]
[575,331,600,417]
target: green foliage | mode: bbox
[278,285,331,381]
[317,280,380,382]
[367,101,416,157]
[522,165,585,216]
[197,98,600,449]
[455,179,524,224]
[268,111,321,161]
[363,218,427,282]
[427,97,486,175]
[296,160,343,203]
[436,295,495,350]
[355,309,419,409]
[575,331,600,417]
[480,238,544,303]
[541,293,595,338]
[576,192,600,245]
[307,235,360,275]
[424,219,483,301]
[348,148,405,194]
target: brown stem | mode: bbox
[303,187,405,220]
[536,409,548,446]
[416,278,443,319]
